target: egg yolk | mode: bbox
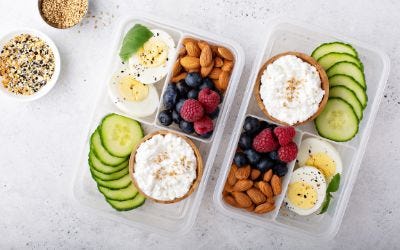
[287,181,317,209]
[305,153,336,179]
[137,37,168,68]
[118,76,149,102]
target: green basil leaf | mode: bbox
[327,173,341,193]
[119,24,153,62]
[319,193,331,214]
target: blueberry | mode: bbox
[256,157,274,173]
[273,163,288,177]
[238,132,252,150]
[185,72,202,88]
[179,120,194,134]
[163,84,179,109]
[158,110,172,126]
[176,80,190,98]
[260,120,275,129]
[175,99,186,113]
[200,131,213,138]
[244,149,261,166]
[187,89,199,99]
[209,107,220,119]
[268,151,280,161]
[199,77,214,90]
[172,110,182,124]
[243,116,260,134]
[233,152,248,167]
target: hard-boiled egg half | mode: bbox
[129,29,176,84]
[108,68,159,117]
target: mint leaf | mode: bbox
[119,24,153,62]
[327,173,341,193]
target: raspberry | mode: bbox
[180,99,204,122]
[252,128,279,153]
[278,142,298,163]
[194,116,214,135]
[198,88,220,113]
[273,126,296,146]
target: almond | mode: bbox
[258,181,273,198]
[200,45,213,67]
[172,59,182,76]
[180,56,200,69]
[267,197,275,204]
[233,179,253,192]
[224,182,234,193]
[235,165,251,180]
[253,181,260,189]
[214,57,224,67]
[263,169,273,182]
[271,175,282,196]
[250,169,261,180]
[254,202,275,214]
[246,203,255,212]
[217,46,234,60]
[223,195,239,208]
[216,70,229,91]
[178,46,187,57]
[185,41,201,57]
[221,60,234,72]
[209,68,222,80]
[227,164,238,186]
[222,189,228,197]
[200,60,214,77]
[246,187,267,205]
[197,40,209,50]
[232,191,253,208]
[211,45,219,55]
[188,68,200,73]
[171,72,187,83]
[182,37,197,46]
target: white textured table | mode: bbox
[1,0,399,249]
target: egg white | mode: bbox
[128,29,176,84]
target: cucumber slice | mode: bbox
[90,165,129,181]
[98,182,139,201]
[91,130,127,166]
[318,52,363,70]
[329,86,363,120]
[311,42,358,60]
[93,174,131,190]
[315,98,359,142]
[327,62,366,89]
[329,74,368,108]
[89,151,128,174]
[99,114,144,158]
[106,194,146,211]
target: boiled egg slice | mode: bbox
[296,137,343,182]
[284,166,327,216]
[108,69,159,118]
[128,29,176,84]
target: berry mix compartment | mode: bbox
[72,15,244,236]
[213,19,390,241]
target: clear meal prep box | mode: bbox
[213,18,390,241]
[72,14,244,236]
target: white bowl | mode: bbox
[0,28,61,101]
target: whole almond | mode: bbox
[216,70,229,91]
[223,195,239,208]
[217,47,234,60]
[209,68,222,80]
[224,182,234,193]
[182,37,197,46]
[200,45,213,67]
[254,202,275,214]
[258,181,273,198]
[172,59,182,76]
[232,191,253,208]
[180,56,200,69]
[201,60,214,77]
[185,41,201,57]
[263,169,273,182]
[172,72,187,83]
[251,169,261,180]
[267,197,275,204]
[246,204,255,212]
[271,175,282,196]
[233,179,253,192]
[188,68,200,73]
[253,181,260,189]
[222,189,228,197]
[178,46,187,57]
[246,187,267,205]
[227,164,238,186]
[235,165,251,180]
[222,60,234,72]
[214,57,224,67]
[211,45,219,55]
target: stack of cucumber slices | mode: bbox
[88,113,146,211]
[312,42,367,142]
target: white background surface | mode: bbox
[1,0,399,249]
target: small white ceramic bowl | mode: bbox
[0,28,61,101]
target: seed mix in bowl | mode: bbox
[0,34,55,95]
[40,0,88,29]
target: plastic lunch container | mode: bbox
[71,14,244,236]
[213,18,390,241]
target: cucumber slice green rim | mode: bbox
[98,182,139,201]
[88,151,128,174]
[315,97,359,142]
[99,113,144,158]
[329,85,364,120]
[92,173,132,190]
[329,74,368,109]
[106,194,146,211]
[90,164,129,181]
[317,52,363,71]
[90,129,127,166]
[311,42,358,61]
[327,61,366,89]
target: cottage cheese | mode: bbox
[260,55,324,125]
[133,133,197,201]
